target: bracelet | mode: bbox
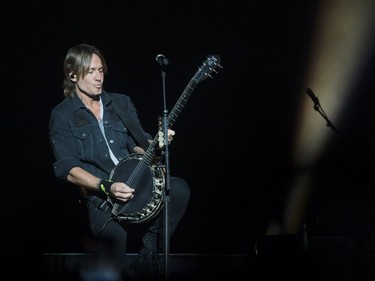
[98,179,113,196]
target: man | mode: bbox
[49,43,190,279]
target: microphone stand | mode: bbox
[306,88,342,135]
[303,88,342,252]
[158,63,171,281]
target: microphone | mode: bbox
[155,54,169,66]
[306,88,320,106]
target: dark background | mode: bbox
[1,0,374,275]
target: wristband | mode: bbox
[98,179,113,196]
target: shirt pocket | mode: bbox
[72,126,94,157]
[111,122,134,152]
[112,121,129,140]
[72,126,93,140]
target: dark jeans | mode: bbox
[85,176,190,268]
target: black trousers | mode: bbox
[85,176,190,268]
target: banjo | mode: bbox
[108,54,222,223]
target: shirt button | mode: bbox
[109,139,114,143]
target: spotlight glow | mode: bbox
[282,0,375,234]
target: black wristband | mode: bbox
[98,179,113,196]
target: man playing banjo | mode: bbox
[49,43,191,280]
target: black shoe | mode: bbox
[127,247,160,280]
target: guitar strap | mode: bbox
[110,94,150,151]
[81,93,153,215]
